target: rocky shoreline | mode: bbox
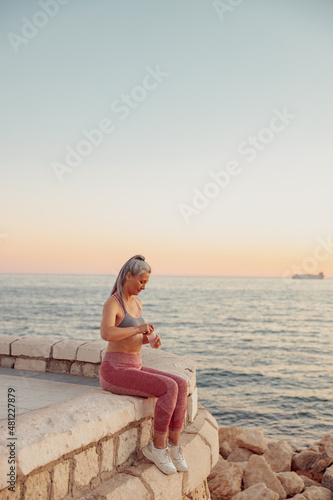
[207,426,333,499]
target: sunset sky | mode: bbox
[1,0,333,277]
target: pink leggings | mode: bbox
[99,352,188,434]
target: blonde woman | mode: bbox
[99,255,188,475]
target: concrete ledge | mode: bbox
[53,340,91,360]
[0,335,196,392]
[0,335,206,499]
[76,341,106,363]
[11,337,59,358]
[0,335,23,355]
[0,404,216,499]
[0,388,155,481]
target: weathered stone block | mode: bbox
[117,428,138,465]
[207,456,243,500]
[312,435,333,472]
[187,479,211,500]
[101,438,114,473]
[303,485,333,500]
[0,335,22,355]
[14,358,46,372]
[52,461,70,500]
[218,427,244,458]
[236,429,268,454]
[0,483,21,500]
[73,447,99,487]
[140,462,183,499]
[24,470,50,499]
[0,356,15,368]
[276,471,305,497]
[292,450,319,471]
[140,419,153,449]
[199,403,218,429]
[182,433,211,494]
[227,446,253,463]
[47,359,70,375]
[299,475,322,488]
[131,395,155,421]
[264,441,293,472]
[70,361,83,376]
[185,406,219,468]
[187,387,198,422]
[82,362,97,378]
[322,464,333,492]
[11,336,56,357]
[77,341,105,363]
[88,473,148,500]
[52,339,86,360]
[243,455,286,499]
[232,482,279,500]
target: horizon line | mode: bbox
[0,272,331,279]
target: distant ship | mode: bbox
[292,272,324,279]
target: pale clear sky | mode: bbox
[1,0,333,276]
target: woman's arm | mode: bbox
[135,297,151,345]
[100,297,151,341]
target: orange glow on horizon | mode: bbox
[1,234,332,278]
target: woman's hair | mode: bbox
[110,255,151,303]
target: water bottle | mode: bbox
[147,331,157,346]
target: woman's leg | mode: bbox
[100,361,179,440]
[140,366,188,438]
[140,367,189,472]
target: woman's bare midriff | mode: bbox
[105,333,144,354]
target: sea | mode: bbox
[1,274,332,446]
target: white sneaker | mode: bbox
[168,440,188,472]
[142,442,177,475]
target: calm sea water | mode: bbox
[1,274,332,445]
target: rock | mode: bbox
[290,495,307,500]
[276,472,305,497]
[315,435,333,453]
[295,469,324,484]
[308,444,321,453]
[292,450,320,471]
[219,427,245,459]
[231,482,279,500]
[234,461,248,470]
[312,436,333,472]
[297,474,322,488]
[208,456,243,500]
[243,455,286,499]
[227,447,254,463]
[264,441,293,472]
[322,465,333,492]
[303,485,333,500]
[235,429,268,454]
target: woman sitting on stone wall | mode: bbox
[99,254,188,475]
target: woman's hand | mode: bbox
[139,323,154,335]
[151,335,161,349]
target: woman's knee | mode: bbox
[176,377,188,396]
[167,379,179,400]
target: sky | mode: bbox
[1,0,333,277]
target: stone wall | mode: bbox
[0,335,107,378]
[0,335,218,499]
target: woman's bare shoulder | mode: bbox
[103,295,120,310]
[136,296,143,310]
